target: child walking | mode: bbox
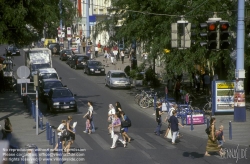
[217,125,225,147]
[84,115,92,134]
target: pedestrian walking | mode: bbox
[120,111,131,143]
[204,117,224,156]
[120,51,125,64]
[164,104,177,138]
[84,115,92,134]
[1,117,12,141]
[94,45,99,58]
[83,101,95,132]
[115,101,122,113]
[169,110,184,144]
[108,104,116,135]
[64,116,75,154]
[110,51,115,64]
[203,72,211,95]
[87,49,91,59]
[82,40,86,53]
[154,102,164,136]
[113,45,118,61]
[174,79,181,103]
[108,113,126,149]
[52,120,67,152]
[216,125,225,147]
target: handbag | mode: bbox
[113,126,121,133]
[167,129,172,139]
[61,129,69,138]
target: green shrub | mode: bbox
[124,65,131,76]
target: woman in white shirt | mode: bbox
[53,120,67,152]
[108,104,116,135]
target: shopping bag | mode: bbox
[167,129,172,139]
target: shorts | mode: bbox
[66,132,75,141]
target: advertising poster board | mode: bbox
[214,81,235,113]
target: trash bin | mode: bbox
[131,57,137,70]
[23,144,39,164]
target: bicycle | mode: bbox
[203,96,212,115]
[138,91,157,109]
[134,88,155,105]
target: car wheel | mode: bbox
[109,83,112,89]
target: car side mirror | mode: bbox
[63,85,67,87]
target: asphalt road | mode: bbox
[1,45,249,164]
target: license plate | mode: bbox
[62,106,69,109]
[95,71,100,73]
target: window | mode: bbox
[111,72,127,78]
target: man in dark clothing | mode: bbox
[154,102,164,136]
[169,110,183,144]
[0,64,5,93]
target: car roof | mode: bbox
[75,54,88,57]
[42,79,61,82]
[109,70,126,73]
[38,68,57,74]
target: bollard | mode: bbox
[49,126,52,145]
[206,117,210,128]
[181,116,184,125]
[47,149,50,164]
[21,156,25,164]
[58,142,63,164]
[191,112,194,131]
[39,112,43,130]
[229,121,232,140]
[31,102,35,119]
[52,131,56,148]
[46,122,49,140]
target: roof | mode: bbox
[23,48,50,52]
[38,68,57,74]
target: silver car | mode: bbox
[105,70,131,89]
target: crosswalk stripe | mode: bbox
[178,138,198,149]
[146,133,176,149]
[129,133,156,149]
[75,134,93,150]
[89,134,112,150]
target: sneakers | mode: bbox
[83,130,87,133]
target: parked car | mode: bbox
[5,45,20,56]
[68,54,89,69]
[48,43,60,54]
[39,79,65,102]
[37,68,61,86]
[59,49,75,61]
[83,60,105,75]
[105,70,131,89]
[46,87,77,113]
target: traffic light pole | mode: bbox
[234,0,246,122]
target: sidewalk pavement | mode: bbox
[0,92,79,164]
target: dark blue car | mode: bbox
[46,87,77,113]
[39,79,65,102]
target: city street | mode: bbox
[0,45,249,164]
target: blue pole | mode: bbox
[35,145,40,164]
[229,121,232,140]
[191,112,194,131]
[59,142,63,164]
[39,112,43,130]
[49,126,52,145]
[47,149,50,164]
[46,122,49,140]
[206,117,210,128]
[86,0,90,56]
[53,131,56,148]
[234,0,246,122]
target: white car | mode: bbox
[105,70,131,89]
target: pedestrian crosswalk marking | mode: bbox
[146,133,176,149]
[178,139,198,149]
[129,133,156,149]
[75,134,93,150]
[89,134,112,150]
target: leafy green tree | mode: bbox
[95,0,248,81]
[0,0,74,46]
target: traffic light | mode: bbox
[219,21,230,49]
[199,23,208,47]
[207,22,218,50]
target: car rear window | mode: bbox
[52,89,72,98]
[111,72,127,78]
[44,81,63,89]
[78,56,89,61]
[89,61,102,66]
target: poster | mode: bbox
[215,81,234,112]
[234,92,245,107]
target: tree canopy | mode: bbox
[0,0,74,47]
[95,0,250,80]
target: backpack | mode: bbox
[205,127,210,135]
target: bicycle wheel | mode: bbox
[134,94,141,104]
[203,103,212,115]
[139,98,150,108]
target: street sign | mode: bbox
[17,66,30,79]
[75,37,80,43]
[17,79,30,84]
[61,32,65,38]
[58,30,61,37]
[67,27,72,40]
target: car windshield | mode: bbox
[52,89,72,98]
[31,63,50,71]
[41,73,58,80]
[65,50,72,55]
[49,44,57,48]
[78,56,89,61]
[44,81,63,89]
[89,61,102,66]
[111,72,127,78]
